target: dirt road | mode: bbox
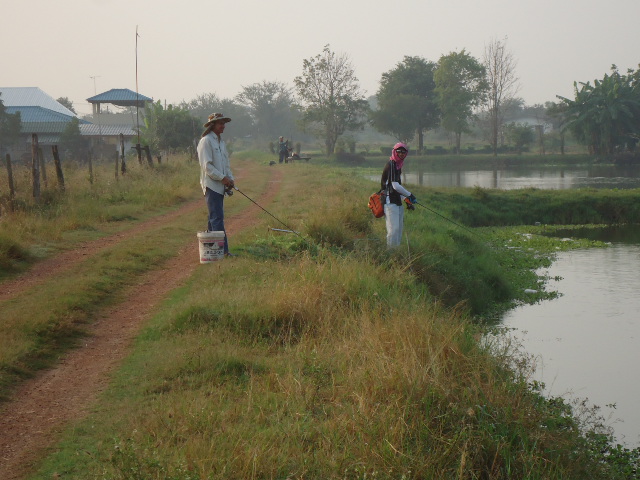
[0,166,283,479]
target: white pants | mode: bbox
[384,203,404,247]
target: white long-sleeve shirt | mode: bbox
[198,133,234,195]
[391,181,411,198]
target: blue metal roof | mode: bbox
[86,88,153,106]
[5,106,87,124]
[5,106,88,134]
[0,87,76,116]
[79,124,137,136]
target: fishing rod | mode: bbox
[413,201,484,240]
[232,186,306,242]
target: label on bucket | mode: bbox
[198,232,225,263]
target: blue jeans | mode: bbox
[205,188,228,254]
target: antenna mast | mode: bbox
[135,25,140,145]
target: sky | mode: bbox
[3,0,639,118]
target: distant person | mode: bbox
[278,136,289,164]
[198,113,236,257]
[380,142,417,248]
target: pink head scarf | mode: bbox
[390,142,408,170]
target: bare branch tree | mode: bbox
[483,37,519,155]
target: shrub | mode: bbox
[335,151,365,165]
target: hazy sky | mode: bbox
[3,0,639,117]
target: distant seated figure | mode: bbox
[278,136,288,164]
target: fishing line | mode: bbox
[233,186,306,242]
[414,201,483,239]
[414,202,518,254]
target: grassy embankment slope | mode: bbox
[2,152,639,479]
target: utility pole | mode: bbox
[89,75,103,148]
[89,75,101,95]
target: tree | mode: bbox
[434,50,488,153]
[141,101,199,152]
[557,65,640,155]
[371,56,439,152]
[483,37,519,156]
[182,93,253,139]
[0,94,22,153]
[59,117,89,159]
[545,101,569,154]
[294,45,368,154]
[56,97,76,114]
[505,122,534,153]
[236,80,298,140]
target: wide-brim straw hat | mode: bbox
[203,113,232,127]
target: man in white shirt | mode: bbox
[198,113,235,256]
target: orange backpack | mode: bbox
[368,191,385,218]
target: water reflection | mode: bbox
[372,164,640,190]
[501,231,640,447]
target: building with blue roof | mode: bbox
[0,87,87,161]
[1,86,154,161]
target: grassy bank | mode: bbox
[421,186,640,227]
[0,154,637,480]
[13,155,636,479]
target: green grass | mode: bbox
[2,154,638,479]
[33,245,633,479]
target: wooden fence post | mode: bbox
[5,153,15,212]
[38,147,48,189]
[51,145,65,192]
[143,145,153,167]
[134,143,142,165]
[31,134,41,202]
[88,149,94,184]
[119,133,126,174]
[115,151,119,180]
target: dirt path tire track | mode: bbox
[0,199,205,304]
[0,167,283,479]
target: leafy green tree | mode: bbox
[371,56,439,151]
[505,122,534,153]
[294,45,368,154]
[545,101,569,154]
[0,94,22,153]
[434,50,488,153]
[236,80,298,140]
[483,37,520,156]
[558,65,640,155]
[141,101,198,152]
[56,97,76,114]
[182,93,253,139]
[59,117,89,159]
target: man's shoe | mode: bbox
[225,252,238,258]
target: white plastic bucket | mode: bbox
[197,231,225,263]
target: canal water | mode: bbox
[391,163,640,190]
[500,227,640,447]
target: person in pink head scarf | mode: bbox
[380,142,417,247]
